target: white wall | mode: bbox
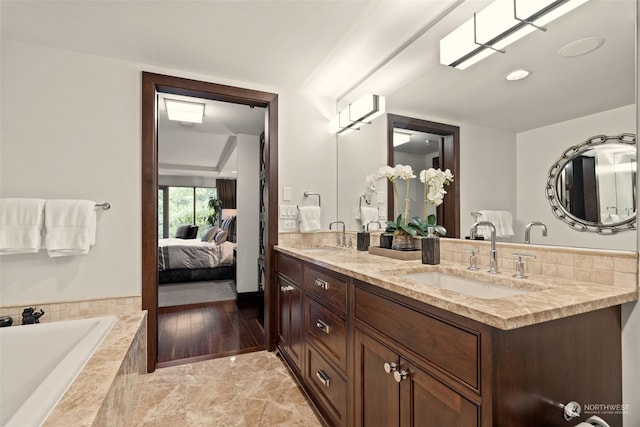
[458,123,517,241]
[0,39,336,305]
[621,7,640,422]
[278,89,337,232]
[0,40,141,305]
[236,134,260,294]
[516,104,636,250]
[336,114,387,231]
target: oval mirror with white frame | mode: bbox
[547,133,637,234]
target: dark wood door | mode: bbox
[399,357,479,427]
[354,329,400,427]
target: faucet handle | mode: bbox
[463,248,479,271]
[512,253,536,278]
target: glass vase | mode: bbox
[392,233,415,251]
[422,227,440,265]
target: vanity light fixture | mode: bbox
[440,0,590,70]
[164,98,205,124]
[505,69,530,81]
[330,94,386,134]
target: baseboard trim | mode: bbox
[237,291,261,302]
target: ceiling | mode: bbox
[2,1,636,176]
[157,94,265,178]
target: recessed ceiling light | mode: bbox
[505,69,530,82]
[231,170,238,174]
[558,37,604,58]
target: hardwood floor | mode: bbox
[157,296,265,367]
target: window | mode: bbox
[158,186,217,238]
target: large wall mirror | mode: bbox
[336,0,637,251]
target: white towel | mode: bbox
[45,199,97,257]
[0,198,45,254]
[357,206,379,230]
[479,210,514,238]
[298,206,321,232]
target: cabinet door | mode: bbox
[277,275,303,369]
[354,329,400,427]
[399,357,479,427]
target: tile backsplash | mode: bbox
[0,295,141,324]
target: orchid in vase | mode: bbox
[414,167,454,237]
[377,164,417,238]
[376,164,454,250]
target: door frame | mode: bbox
[141,72,279,372]
[386,114,460,238]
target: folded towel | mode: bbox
[45,199,96,257]
[298,206,321,232]
[479,210,514,238]
[357,206,379,230]
[0,198,46,254]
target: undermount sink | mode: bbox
[399,271,530,300]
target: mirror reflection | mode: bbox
[336,0,636,251]
[549,134,637,233]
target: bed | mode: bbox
[158,238,236,284]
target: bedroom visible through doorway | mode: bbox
[156,91,266,366]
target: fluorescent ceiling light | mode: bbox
[440,0,590,69]
[393,132,411,147]
[164,99,205,124]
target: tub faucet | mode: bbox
[470,221,499,274]
[329,221,346,247]
[22,307,44,325]
[525,221,547,244]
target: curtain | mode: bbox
[216,179,237,209]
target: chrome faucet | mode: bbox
[329,221,346,247]
[366,221,383,232]
[470,221,499,274]
[525,221,547,244]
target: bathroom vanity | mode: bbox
[274,244,637,427]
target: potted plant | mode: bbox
[378,164,418,250]
[205,198,223,227]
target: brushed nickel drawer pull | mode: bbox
[316,369,331,387]
[314,278,328,290]
[280,285,294,292]
[316,319,331,334]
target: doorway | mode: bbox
[387,114,460,238]
[141,72,279,372]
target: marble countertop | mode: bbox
[275,245,638,330]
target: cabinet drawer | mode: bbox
[277,252,302,283]
[306,344,348,427]
[306,296,347,372]
[303,266,347,313]
[354,286,480,390]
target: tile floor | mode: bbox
[133,351,324,426]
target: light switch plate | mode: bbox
[283,187,292,201]
[283,220,296,229]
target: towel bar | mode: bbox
[297,191,321,211]
[95,202,111,210]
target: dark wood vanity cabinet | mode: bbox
[354,283,483,427]
[275,252,623,427]
[276,253,304,371]
[352,281,622,427]
[302,264,350,427]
